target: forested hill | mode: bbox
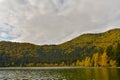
[0,28,120,67]
[59,28,120,49]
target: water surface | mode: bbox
[0,67,120,80]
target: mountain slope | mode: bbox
[60,28,120,46]
[59,28,120,52]
[0,28,120,67]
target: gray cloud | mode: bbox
[0,0,120,44]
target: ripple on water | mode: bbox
[0,69,66,80]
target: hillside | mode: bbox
[0,28,120,67]
[59,28,120,49]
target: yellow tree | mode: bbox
[100,52,108,67]
[59,61,66,66]
[71,62,75,66]
[84,57,91,67]
[76,60,81,66]
[26,63,34,67]
[79,60,85,66]
[93,53,99,67]
[110,60,117,67]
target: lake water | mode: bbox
[0,67,120,80]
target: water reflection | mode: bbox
[60,67,120,80]
[94,68,119,80]
[0,67,120,80]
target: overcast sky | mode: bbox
[0,0,120,45]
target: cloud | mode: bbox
[0,0,120,44]
[0,0,4,2]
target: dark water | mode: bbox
[0,67,120,80]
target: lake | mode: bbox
[0,67,120,80]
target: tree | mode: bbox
[110,60,117,67]
[76,60,81,66]
[114,43,120,66]
[84,57,91,67]
[106,45,113,58]
[100,52,108,67]
[59,61,66,66]
[92,53,99,67]
[79,60,85,66]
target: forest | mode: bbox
[0,28,120,67]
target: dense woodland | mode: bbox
[0,28,120,67]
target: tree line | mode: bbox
[0,41,120,67]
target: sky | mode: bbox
[0,0,120,45]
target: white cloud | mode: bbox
[0,0,120,44]
[0,32,7,37]
[0,0,4,2]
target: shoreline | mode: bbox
[0,66,120,70]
